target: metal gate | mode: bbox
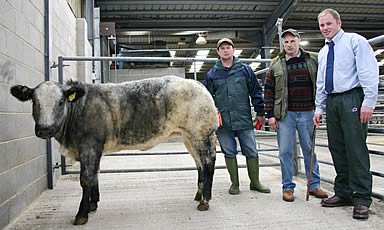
[51,32,384,201]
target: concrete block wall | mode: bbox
[50,0,78,82]
[76,18,93,83]
[108,67,186,83]
[0,0,47,228]
[0,0,91,228]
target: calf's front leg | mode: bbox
[73,147,102,225]
[90,182,100,212]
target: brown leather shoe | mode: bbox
[353,205,369,219]
[283,190,294,202]
[309,188,329,199]
[321,195,353,207]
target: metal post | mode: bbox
[58,56,63,84]
[44,0,54,189]
[276,18,284,52]
[107,38,110,80]
[114,36,117,80]
[58,56,66,175]
[85,0,94,43]
[93,7,101,83]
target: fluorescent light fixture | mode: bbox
[234,49,243,57]
[188,50,210,72]
[122,31,149,36]
[188,61,204,73]
[173,31,206,35]
[300,40,309,46]
[196,50,210,57]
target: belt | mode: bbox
[328,87,362,96]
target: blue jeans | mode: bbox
[216,128,258,158]
[277,111,321,192]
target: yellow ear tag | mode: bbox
[68,92,76,102]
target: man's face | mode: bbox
[318,13,341,40]
[217,43,235,61]
[283,34,300,57]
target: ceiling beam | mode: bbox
[299,2,384,9]
[114,23,263,31]
[101,10,272,16]
[292,12,384,19]
[115,26,263,32]
[95,0,278,6]
[263,0,302,42]
[287,19,384,26]
[104,19,266,24]
[292,28,384,35]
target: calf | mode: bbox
[10,76,218,225]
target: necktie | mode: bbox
[325,41,335,94]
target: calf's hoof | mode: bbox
[73,216,88,225]
[197,200,209,211]
[90,202,98,212]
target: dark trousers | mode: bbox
[326,87,372,207]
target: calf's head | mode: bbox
[10,81,85,139]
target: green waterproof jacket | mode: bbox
[203,57,264,130]
[264,48,318,120]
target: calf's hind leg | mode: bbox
[185,134,216,211]
[198,134,216,211]
[183,138,204,202]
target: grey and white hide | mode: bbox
[10,75,218,225]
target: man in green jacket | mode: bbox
[264,29,328,202]
[204,38,270,195]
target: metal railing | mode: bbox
[255,129,384,201]
[55,32,384,200]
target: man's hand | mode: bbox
[268,117,278,131]
[313,114,321,128]
[360,106,374,124]
[255,115,265,128]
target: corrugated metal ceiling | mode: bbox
[94,0,384,78]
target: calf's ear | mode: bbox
[10,85,34,102]
[64,85,85,103]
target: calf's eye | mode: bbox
[58,99,65,107]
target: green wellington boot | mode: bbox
[246,157,271,193]
[225,157,240,195]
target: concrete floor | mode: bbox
[4,137,384,230]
